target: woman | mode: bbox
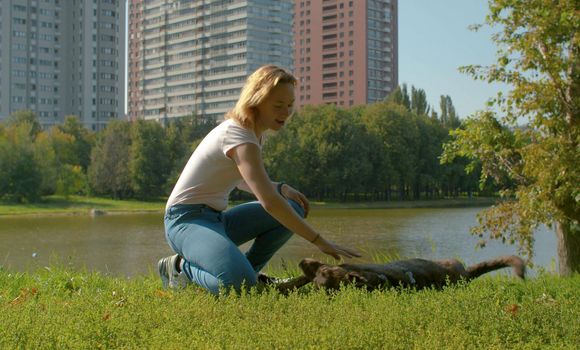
[159,65,360,295]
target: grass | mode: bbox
[0,195,165,216]
[1,266,578,349]
[0,195,497,217]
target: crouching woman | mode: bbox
[158,65,360,295]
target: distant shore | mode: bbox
[0,195,498,217]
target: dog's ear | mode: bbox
[299,258,323,279]
[345,271,368,287]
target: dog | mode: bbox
[297,255,526,291]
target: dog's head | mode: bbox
[299,258,368,290]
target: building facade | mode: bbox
[0,0,126,130]
[294,0,398,108]
[128,0,294,122]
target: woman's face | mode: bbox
[254,82,295,134]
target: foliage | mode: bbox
[264,100,475,201]
[0,195,165,216]
[55,116,95,171]
[129,120,171,199]
[3,91,477,203]
[0,123,43,202]
[410,86,430,116]
[0,267,578,349]
[7,110,42,138]
[32,131,57,196]
[265,105,375,200]
[88,121,133,199]
[440,95,461,129]
[56,165,88,199]
[444,0,579,271]
[363,102,418,199]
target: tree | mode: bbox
[439,95,461,129]
[0,123,43,202]
[410,86,430,116]
[33,131,57,195]
[55,115,95,171]
[129,120,170,199]
[7,110,42,138]
[49,128,88,197]
[88,121,133,199]
[362,102,419,200]
[385,84,411,110]
[443,0,579,274]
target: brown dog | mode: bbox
[298,256,526,291]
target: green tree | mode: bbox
[56,165,87,199]
[264,105,372,200]
[129,120,170,199]
[362,102,418,200]
[88,121,133,199]
[7,110,42,138]
[443,0,579,274]
[410,86,430,116]
[48,128,89,197]
[385,84,411,110]
[55,115,95,171]
[0,123,43,202]
[413,114,448,199]
[385,85,404,105]
[33,131,57,195]
[439,95,461,129]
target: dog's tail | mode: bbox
[465,255,526,280]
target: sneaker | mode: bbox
[257,272,292,285]
[158,255,189,289]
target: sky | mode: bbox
[398,1,506,118]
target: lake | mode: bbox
[0,207,558,277]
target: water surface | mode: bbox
[0,207,557,277]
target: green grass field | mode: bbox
[1,266,578,349]
[0,195,496,217]
[0,195,165,216]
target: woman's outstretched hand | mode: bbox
[314,236,361,260]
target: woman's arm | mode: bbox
[228,143,360,260]
[237,181,308,215]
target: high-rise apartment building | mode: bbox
[294,0,398,108]
[128,0,293,122]
[0,0,126,130]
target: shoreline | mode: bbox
[0,196,498,218]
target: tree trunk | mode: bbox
[555,220,580,275]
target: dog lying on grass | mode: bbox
[277,255,526,292]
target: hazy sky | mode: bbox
[398,1,506,118]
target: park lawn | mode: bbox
[0,195,165,216]
[0,195,496,217]
[1,267,578,349]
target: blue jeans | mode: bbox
[164,200,304,295]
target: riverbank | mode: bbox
[0,195,164,217]
[0,195,498,217]
[1,267,578,349]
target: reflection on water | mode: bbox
[0,207,558,277]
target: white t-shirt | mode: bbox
[166,119,261,211]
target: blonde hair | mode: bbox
[225,65,297,128]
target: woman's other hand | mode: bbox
[281,184,310,218]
